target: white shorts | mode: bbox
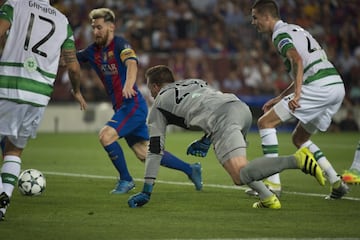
[0,100,45,148]
[274,82,345,133]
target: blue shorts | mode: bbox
[106,100,149,147]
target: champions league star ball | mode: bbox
[18,169,46,196]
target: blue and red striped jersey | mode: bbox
[77,36,145,110]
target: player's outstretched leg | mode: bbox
[294,147,326,186]
[161,151,203,191]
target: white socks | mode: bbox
[1,155,21,197]
[301,140,339,184]
[259,128,281,185]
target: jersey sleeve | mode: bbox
[0,2,14,23]
[145,105,167,179]
[61,24,76,51]
[116,38,138,63]
[120,48,137,63]
[76,48,90,63]
[147,104,168,154]
[273,32,294,57]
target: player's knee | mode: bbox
[98,132,109,146]
[99,128,117,146]
[257,116,268,129]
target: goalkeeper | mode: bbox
[128,65,325,209]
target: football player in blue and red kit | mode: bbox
[76,8,202,194]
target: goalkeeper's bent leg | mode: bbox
[239,155,297,184]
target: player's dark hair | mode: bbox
[252,0,280,18]
[145,65,175,85]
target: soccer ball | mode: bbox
[18,169,46,196]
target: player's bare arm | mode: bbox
[262,96,281,113]
[62,48,88,110]
[286,48,303,112]
[123,59,138,99]
[0,19,10,38]
[262,82,294,112]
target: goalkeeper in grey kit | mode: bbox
[128,65,325,209]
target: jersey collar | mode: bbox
[273,20,285,32]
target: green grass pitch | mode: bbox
[1,131,359,239]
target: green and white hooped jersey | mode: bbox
[272,20,342,86]
[0,0,76,106]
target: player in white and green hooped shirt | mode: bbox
[250,0,349,200]
[0,0,87,221]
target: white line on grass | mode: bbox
[43,171,360,201]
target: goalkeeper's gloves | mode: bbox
[128,182,153,208]
[186,135,211,157]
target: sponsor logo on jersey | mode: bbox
[101,63,118,75]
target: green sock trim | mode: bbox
[261,144,279,155]
[1,172,18,185]
[313,150,324,161]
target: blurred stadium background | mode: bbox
[2,0,359,133]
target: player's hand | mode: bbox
[262,96,281,113]
[186,136,211,157]
[122,86,137,99]
[71,90,87,110]
[288,95,300,112]
[128,183,153,208]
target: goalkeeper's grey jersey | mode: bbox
[148,79,240,137]
[145,78,246,179]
